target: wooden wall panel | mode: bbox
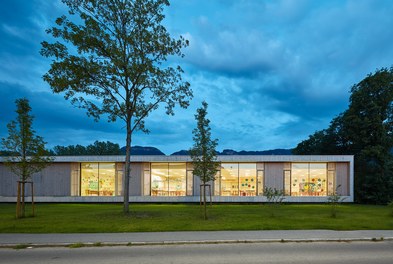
[0,165,17,196]
[336,162,349,196]
[129,163,143,196]
[0,163,72,196]
[264,163,284,190]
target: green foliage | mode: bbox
[52,140,121,155]
[190,101,218,220]
[190,101,219,184]
[263,187,285,204]
[388,201,393,217]
[1,204,392,232]
[1,99,53,182]
[263,187,285,217]
[1,99,53,218]
[68,243,85,248]
[293,67,393,204]
[41,0,192,213]
[327,185,346,218]
[13,244,30,250]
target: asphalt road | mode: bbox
[1,241,393,264]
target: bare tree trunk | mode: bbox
[203,181,207,220]
[16,182,21,218]
[123,118,132,214]
[21,182,25,218]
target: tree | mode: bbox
[1,98,53,218]
[293,67,393,204]
[41,0,192,213]
[189,101,218,220]
[327,185,346,218]
[263,187,285,217]
[52,140,121,155]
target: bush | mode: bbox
[327,185,346,218]
[388,201,393,217]
[263,187,285,204]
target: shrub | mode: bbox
[327,185,346,218]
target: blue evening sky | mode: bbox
[1,0,393,154]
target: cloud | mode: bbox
[2,0,393,155]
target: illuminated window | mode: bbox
[284,170,291,196]
[219,163,257,196]
[257,170,264,195]
[239,164,257,196]
[80,163,116,196]
[214,171,220,196]
[291,163,327,196]
[151,163,186,196]
[220,163,239,196]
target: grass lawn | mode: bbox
[0,203,392,233]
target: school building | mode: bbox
[0,155,354,202]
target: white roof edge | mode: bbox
[0,155,354,163]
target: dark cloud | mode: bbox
[1,0,393,154]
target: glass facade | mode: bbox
[220,163,257,196]
[75,161,336,198]
[151,163,187,196]
[80,163,116,196]
[257,170,264,196]
[289,163,327,196]
[239,164,257,196]
[221,163,239,196]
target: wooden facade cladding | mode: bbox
[264,163,285,190]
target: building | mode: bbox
[0,155,354,203]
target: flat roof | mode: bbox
[0,155,354,163]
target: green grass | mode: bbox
[0,203,392,233]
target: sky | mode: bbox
[1,0,393,155]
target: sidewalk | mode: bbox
[1,230,393,247]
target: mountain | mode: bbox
[170,150,189,155]
[218,148,292,155]
[120,146,165,155]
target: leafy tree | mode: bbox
[1,98,53,217]
[327,185,346,218]
[52,144,87,155]
[41,0,192,213]
[86,140,121,155]
[190,101,218,220]
[52,140,121,155]
[263,187,285,217]
[293,67,393,204]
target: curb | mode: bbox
[1,237,392,249]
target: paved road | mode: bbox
[1,241,393,264]
[1,230,393,246]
